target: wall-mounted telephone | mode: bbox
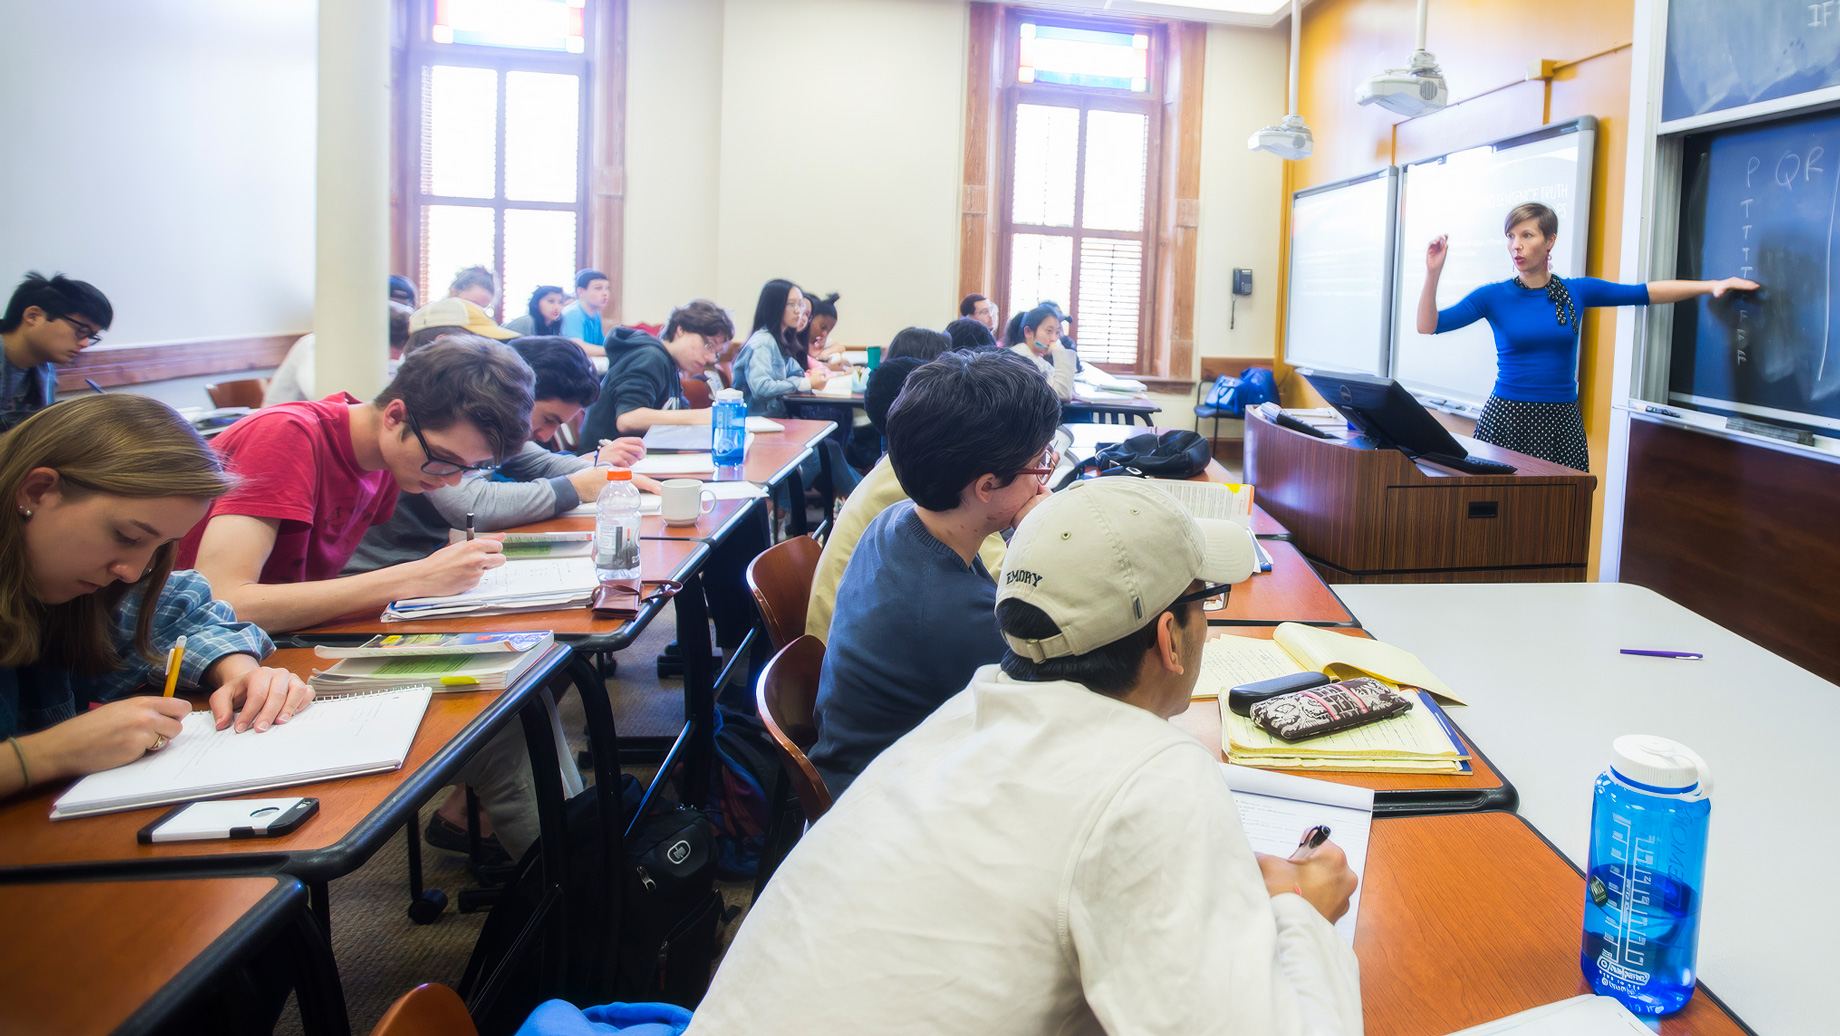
[1231,268,1253,328]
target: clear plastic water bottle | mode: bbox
[712,387,746,465]
[594,468,641,581]
[1580,735,1713,1015]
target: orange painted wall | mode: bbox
[1275,0,1634,577]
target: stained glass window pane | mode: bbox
[433,0,585,53]
[1012,104,1079,227]
[420,204,497,308]
[502,209,578,323]
[505,71,580,203]
[1019,23,1149,92]
[1076,238,1143,365]
[423,65,498,199]
[1081,110,1148,232]
[1007,234,1074,323]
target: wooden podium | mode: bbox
[1243,410,1596,583]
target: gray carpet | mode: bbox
[275,600,757,1036]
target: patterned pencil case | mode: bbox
[1249,676,1414,743]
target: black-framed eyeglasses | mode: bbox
[1172,582,1233,611]
[57,315,103,345]
[407,413,497,476]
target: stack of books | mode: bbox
[309,632,555,693]
[1197,623,1472,774]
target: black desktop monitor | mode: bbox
[1299,369,1470,461]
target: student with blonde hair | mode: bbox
[0,395,311,798]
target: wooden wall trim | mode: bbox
[957,2,1003,308]
[591,0,629,324]
[1163,21,1206,381]
[56,335,303,393]
[1621,417,1840,684]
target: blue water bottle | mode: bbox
[712,387,746,465]
[1580,735,1713,1015]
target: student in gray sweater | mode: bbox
[344,335,647,574]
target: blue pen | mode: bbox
[1620,649,1703,660]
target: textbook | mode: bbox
[384,557,599,620]
[1222,764,1373,943]
[1145,478,1254,528]
[1200,624,1470,774]
[313,632,554,659]
[50,686,433,819]
[309,632,554,692]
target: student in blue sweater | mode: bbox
[809,349,1061,799]
[1417,201,1756,469]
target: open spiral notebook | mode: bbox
[50,685,433,820]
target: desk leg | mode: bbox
[308,880,331,938]
[674,571,718,808]
[518,692,573,1001]
[818,440,836,530]
[784,466,809,538]
[289,908,353,1036]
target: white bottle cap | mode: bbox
[1610,735,1711,795]
[716,388,743,401]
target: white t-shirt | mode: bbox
[263,333,316,407]
[689,666,1362,1036]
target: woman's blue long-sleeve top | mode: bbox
[1435,277,1650,402]
[0,570,274,739]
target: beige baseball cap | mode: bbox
[409,297,518,340]
[996,478,1257,661]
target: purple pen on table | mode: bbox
[1620,649,1703,660]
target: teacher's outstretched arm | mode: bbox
[1645,277,1759,304]
[1416,235,1449,334]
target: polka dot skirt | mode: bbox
[1474,396,1590,471]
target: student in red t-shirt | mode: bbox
[178,335,535,633]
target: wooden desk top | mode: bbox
[1171,627,1510,812]
[1250,503,1290,539]
[1211,541,1356,626]
[294,538,707,641]
[0,876,303,1036]
[510,496,756,542]
[0,646,568,881]
[747,416,837,450]
[1359,812,1746,1036]
[637,441,815,486]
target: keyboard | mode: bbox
[1422,452,1517,475]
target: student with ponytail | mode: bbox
[0,395,310,799]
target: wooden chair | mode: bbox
[680,371,713,409]
[745,534,824,651]
[368,983,476,1036]
[754,634,832,892]
[205,378,269,409]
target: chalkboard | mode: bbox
[1283,170,1396,376]
[1669,106,1840,432]
[1662,0,1840,124]
[1390,119,1596,412]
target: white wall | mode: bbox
[0,0,316,346]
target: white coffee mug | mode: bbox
[659,478,717,526]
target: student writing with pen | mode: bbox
[0,396,312,799]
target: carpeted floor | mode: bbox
[274,599,758,1036]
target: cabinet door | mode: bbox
[1379,484,1584,570]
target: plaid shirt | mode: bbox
[0,353,55,433]
[0,570,274,739]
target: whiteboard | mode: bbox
[1284,169,1397,376]
[1390,119,1597,412]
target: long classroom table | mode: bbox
[1358,812,1749,1036]
[1172,626,1514,816]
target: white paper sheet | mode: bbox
[1436,996,1655,1036]
[1220,764,1374,943]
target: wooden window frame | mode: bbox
[395,0,625,323]
[995,10,1165,373]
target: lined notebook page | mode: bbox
[1221,764,1373,942]
[51,686,433,819]
[1273,623,1464,704]
[1195,635,1307,700]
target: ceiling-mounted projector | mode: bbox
[1248,114,1314,160]
[1357,49,1447,117]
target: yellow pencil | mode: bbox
[161,635,187,697]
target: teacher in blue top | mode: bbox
[1417,202,1756,470]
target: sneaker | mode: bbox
[424,813,512,866]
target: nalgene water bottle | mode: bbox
[1580,735,1713,1015]
[713,387,746,465]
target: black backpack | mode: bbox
[458,777,728,1034]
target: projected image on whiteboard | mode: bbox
[1392,121,1596,410]
[1284,170,1396,376]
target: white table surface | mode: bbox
[1341,581,1837,1036]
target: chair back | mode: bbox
[681,371,713,409]
[756,635,832,820]
[367,984,477,1036]
[745,534,824,651]
[206,378,269,409]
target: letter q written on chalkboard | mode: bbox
[1671,107,1840,429]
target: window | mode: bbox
[408,0,590,322]
[1000,16,1160,369]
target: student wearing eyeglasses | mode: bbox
[177,335,534,634]
[810,350,1061,799]
[0,272,112,432]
